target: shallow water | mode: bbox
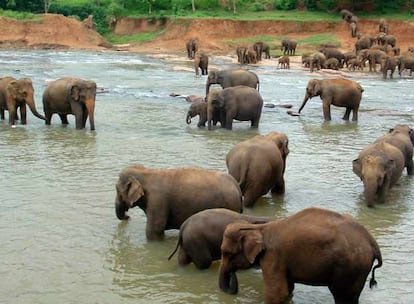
[0,50,413,304]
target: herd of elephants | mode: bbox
[1,10,414,304]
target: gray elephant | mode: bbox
[397,54,414,76]
[299,78,364,121]
[226,132,289,207]
[42,77,97,130]
[324,57,340,70]
[219,207,382,304]
[236,46,247,64]
[186,37,198,59]
[194,52,208,76]
[309,52,326,72]
[319,47,345,67]
[207,86,263,130]
[379,18,389,34]
[206,69,259,96]
[0,76,45,126]
[353,141,404,207]
[168,208,271,269]
[350,21,358,37]
[114,164,243,240]
[374,124,414,175]
[381,55,397,78]
[186,100,223,128]
[355,36,374,53]
[280,39,297,55]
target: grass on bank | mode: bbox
[0,9,40,21]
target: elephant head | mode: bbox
[67,79,96,130]
[352,152,395,206]
[389,124,414,145]
[206,69,220,96]
[265,132,289,160]
[186,101,207,126]
[298,79,321,113]
[114,167,146,220]
[6,78,45,124]
[219,222,264,294]
[207,89,224,130]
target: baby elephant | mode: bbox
[277,56,290,69]
[219,207,382,304]
[168,208,271,269]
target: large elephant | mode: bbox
[168,208,271,269]
[206,69,259,96]
[186,38,199,59]
[226,132,289,207]
[42,77,97,130]
[280,39,297,55]
[114,164,243,240]
[353,141,405,207]
[219,207,382,304]
[0,76,45,126]
[186,100,223,128]
[298,78,364,121]
[207,86,263,130]
[374,124,414,175]
[319,47,345,67]
[194,52,208,76]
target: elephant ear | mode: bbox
[241,228,264,264]
[70,85,81,101]
[125,176,145,206]
[352,158,362,177]
[8,80,21,99]
[312,80,322,95]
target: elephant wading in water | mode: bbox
[114,164,243,240]
[186,100,223,128]
[0,77,45,125]
[207,86,263,130]
[42,78,97,130]
[194,52,208,76]
[299,78,364,121]
[205,69,259,96]
[168,208,271,269]
[353,141,404,207]
[226,132,289,207]
[219,207,382,304]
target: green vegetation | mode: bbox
[105,31,163,44]
[0,8,40,20]
[298,33,340,47]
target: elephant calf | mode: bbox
[115,164,243,240]
[226,132,289,207]
[168,208,271,269]
[186,100,223,128]
[219,207,382,304]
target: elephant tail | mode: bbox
[168,229,183,261]
[369,245,383,288]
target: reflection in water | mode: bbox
[0,50,413,304]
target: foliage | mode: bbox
[105,31,161,44]
[297,33,340,46]
[0,8,40,20]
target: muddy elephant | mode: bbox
[168,208,271,269]
[280,39,297,55]
[298,78,364,121]
[186,37,198,59]
[226,132,289,207]
[0,77,45,126]
[114,164,243,240]
[353,141,405,207]
[219,207,382,304]
[206,69,259,96]
[374,124,414,175]
[194,52,208,76]
[207,86,263,130]
[381,55,397,78]
[42,77,97,130]
[186,100,223,128]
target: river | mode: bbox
[0,50,413,304]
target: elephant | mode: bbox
[397,54,414,76]
[379,18,389,34]
[350,21,358,38]
[380,55,397,78]
[355,36,374,53]
[343,51,357,68]
[236,46,247,64]
[374,124,414,175]
[205,69,259,97]
[253,41,264,61]
[277,55,290,69]
[207,86,263,130]
[186,100,223,128]
[309,52,326,72]
[226,131,289,207]
[168,208,271,269]
[186,37,198,59]
[353,141,405,207]
[298,78,364,121]
[244,46,258,64]
[348,57,364,71]
[378,34,396,47]
[280,39,297,55]
[114,164,243,240]
[0,76,45,126]
[194,52,208,76]
[319,47,345,67]
[340,9,358,23]
[366,49,387,72]
[261,42,271,59]
[324,57,340,70]
[219,207,382,304]
[42,77,97,130]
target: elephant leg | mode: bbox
[343,108,351,120]
[250,118,259,128]
[70,102,84,129]
[59,114,69,125]
[271,174,285,195]
[407,158,414,175]
[82,110,88,128]
[19,106,27,125]
[8,107,17,125]
[177,248,192,266]
[262,269,290,304]
[351,106,359,121]
[225,116,234,130]
[1,108,4,120]
[45,111,53,125]
[322,100,332,121]
[243,186,261,208]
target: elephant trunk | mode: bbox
[27,97,46,120]
[298,93,310,113]
[206,78,212,97]
[219,268,238,294]
[115,200,129,220]
[85,97,96,131]
[186,112,192,124]
[363,177,379,207]
[207,107,214,130]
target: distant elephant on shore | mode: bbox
[186,100,223,128]
[186,37,198,59]
[206,69,259,96]
[299,78,364,121]
[194,52,208,76]
[381,55,397,78]
[42,77,97,130]
[379,18,389,34]
[207,86,263,130]
[280,39,297,55]
[115,164,243,240]
[0,76,45,126]
[309,52,326,72]
[236,46,247,64]
[168,208,272,269]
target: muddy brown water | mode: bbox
[0,50,413,303]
